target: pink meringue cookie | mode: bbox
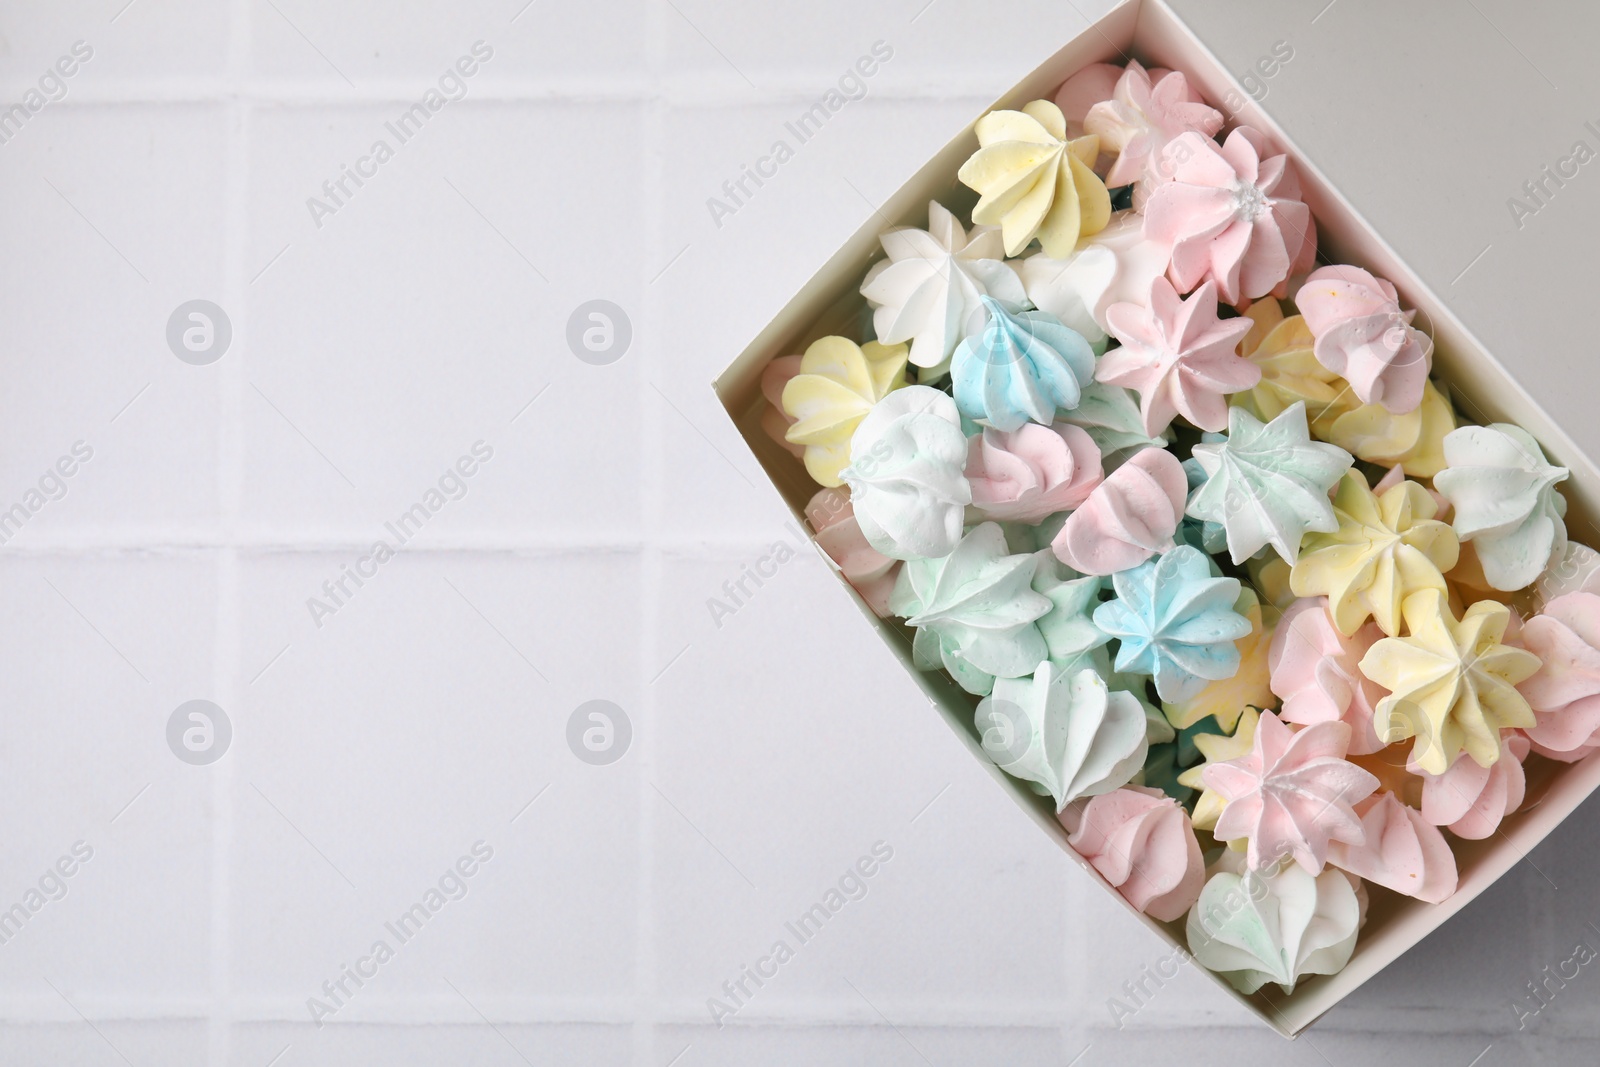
[1099,277,1258,435]
[1205,712,1380,874]
[1325,793,1458,903]
[1518,592,1600,761]
[805,487,900,617]
[1084,60,1224,201]
[1062,785,1205,922]
[1296,265,1433,415]
[760,355,806,458]
[1418,734,1530,839]
[965,422,1104,525]
[1054,63,1125,134]
[1269,598,1388,755]
[1050,447,1187,576]
[1143,126,1317,306]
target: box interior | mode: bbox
[712,0,1600,1037]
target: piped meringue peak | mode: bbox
[756,54,1600,1002]
[1204,711,1379,875]
[1144,126,1316,306]
[952,299,1097,432]
[1186,401,1353,566]
[1434,423,1570,592]
[958,99,1112,258]
[1099,277,1259,436]
[1296,265,1432,415]
[861,200,1028,370]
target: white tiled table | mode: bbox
[2,0,1597,1063]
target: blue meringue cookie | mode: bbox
[951,297,1096,432]
[1093,545,1251,703]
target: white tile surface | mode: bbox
[6,0,1600,1064]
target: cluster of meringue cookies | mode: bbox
[762,58,1600,998]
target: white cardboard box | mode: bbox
[713,0,1600,1036]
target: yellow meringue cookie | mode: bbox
[1178,707,1262,833]
[1163,590,1277,733]
[1290,470,1460,637]
[958,100,1111,258]
[1233,307,1355,428]
[1358,590,1540,775]
[780,337,909,487]
[1317,380,1456,479]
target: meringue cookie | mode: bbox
[1290,469,1460,637]
[1094,545,1251,703]
[781,336,910,487]
[978,663,1148,809]
[1186,401,1354,565]
[1516,592,1600,761]
[805,487,900,617]
[1325,793,1457,904]
[958,99,1112,257]
[841,386,972,560]
[1418,733,1530,838]
[1057,379,1169,457]
[1297,265,1432,415]
[951,300,1098,432]
[1360,590,1540,775]
[1269,598,1387,755]
[1054,62,1125,135]
[1318,380,1456,479]
[759,354,806,458]
[1019,212,1171,346]
[965,422,1104,524]
[1051,447,1187,575]
[1433,423,1570,591]
[1085,60,1225,202]
[1031,553,1111,673]
[1163,588,1275,733]
[1179,707,1262,832]
[1062,785,1206,922]
[890,522,1050,695]
[1144,126,1317,306]
[861,200,1029,370]
[1186,851,1362,995]
[1099,277,1259,436]
[1205,712,1380,874]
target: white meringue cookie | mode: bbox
[1433,423,1569,591]
[861,200,1027,370]
[841,386,972,561]
[1017,211,1169,347]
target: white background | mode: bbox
[2,0,1599,1064]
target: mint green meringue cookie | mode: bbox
[1186,401,1353,565]
[1434,422,1570,591]
[890,522,1050,696]
[1185,851,1363,995]
[1031,551,1110,673]
[976,663,1148,810]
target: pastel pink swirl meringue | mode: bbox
[1516,592,1600,761]
[1084,60,1224,204]
[1325,793,1457,903]
[1144,126,1316,306]
[1099,277,1258,435]
[759,355,806,459]
[1050,447,1186,576]
[1418,734,1530,839]
[805,487,900,617]
[1062,785,1205,922]
[1205,712,1380,874]
[1296,265,1433,415]
[1269,598,1388,755]
[965,422,1104,525]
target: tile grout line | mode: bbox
[209,0,253,1062]
[636,0,671,1062]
